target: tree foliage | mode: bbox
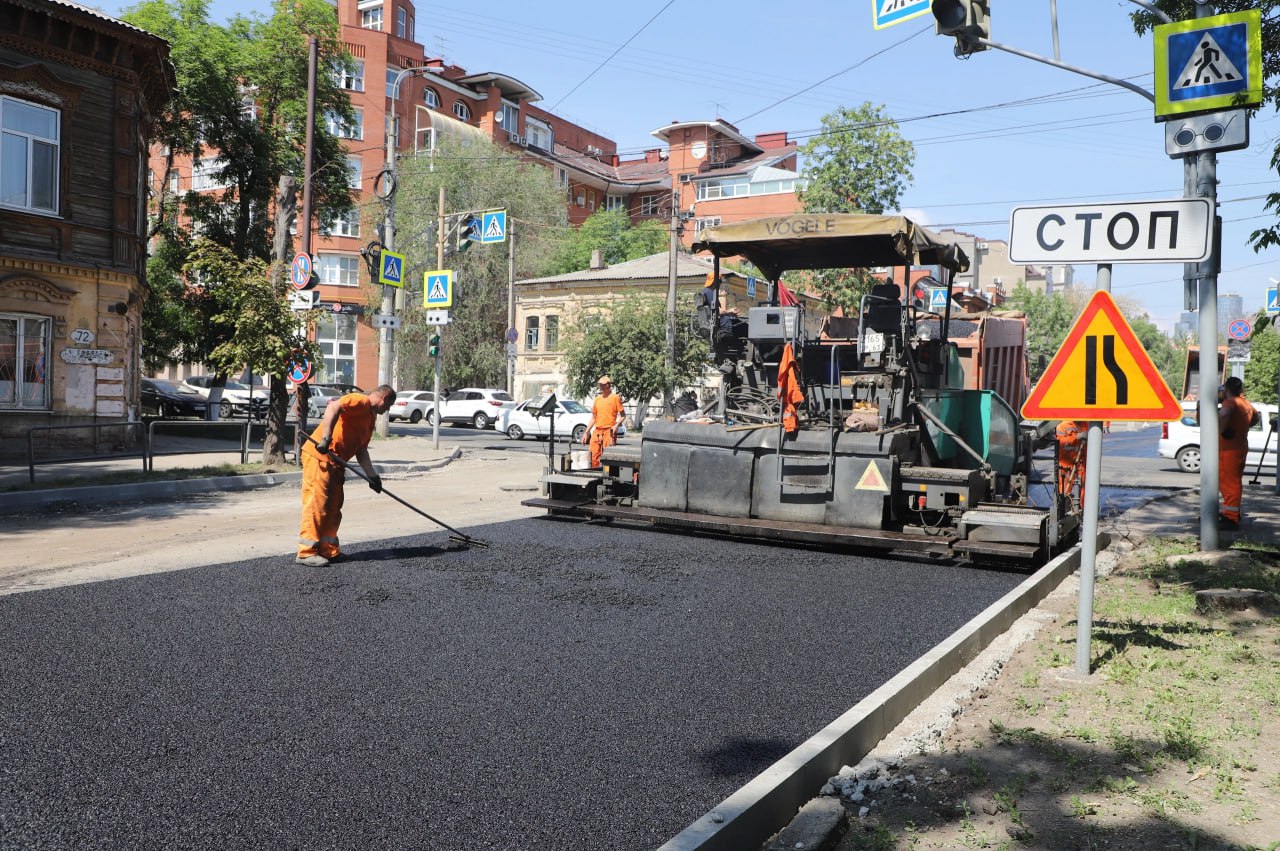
[796,103,915,311]
[391,136,569,390]
[545,209,669,275]
[559,293,709,420]
[1245,314,1279,404]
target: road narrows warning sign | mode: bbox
[1021,291,1181,422]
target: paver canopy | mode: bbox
[692,213,969,280]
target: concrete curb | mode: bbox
[658,536,1102,851]
[0,447,463,516]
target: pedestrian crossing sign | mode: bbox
[1021,291,1181,422]
[378,250,405,288]
[929,287,949,310]
[871,0,930,30]
[480,210,506,244]
[1155,10,1262,117]
[424,269,453,308]
[1267,286,1279,315]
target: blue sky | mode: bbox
[98,0,1280,332]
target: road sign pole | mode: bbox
[433,186,445,450]
[1076,420,1104,676]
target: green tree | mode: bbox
[545,208,669,275]
[392,135,568,390]
[1001,285,1086,383]
[1126,311,1185,393]
[796,103,915,311]
[1245,314,1279,404]
[560,293,709,426]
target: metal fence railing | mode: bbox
[26,422,149,484]
[22,420,299,485]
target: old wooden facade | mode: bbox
[0,0,171,450]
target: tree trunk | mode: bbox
[262,175,298,465]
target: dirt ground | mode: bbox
[829,536,1280,851]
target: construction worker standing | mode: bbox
[297,385,396,566]
[1056,420,1087,507]
[584,376,625,468]
[1218,377,1258,530]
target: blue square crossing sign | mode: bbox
[379,250,405,288]
[424,269,453,308]
[871,0,930,30]
[1155,10,1262,117]
[480,210,506,244]
[1267,286,1279,315]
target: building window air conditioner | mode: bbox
[679,173,692,183]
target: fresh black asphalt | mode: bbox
[1,516,1023,850]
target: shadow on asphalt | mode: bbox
[695,736,795,778]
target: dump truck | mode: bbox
[524,214,1078,565]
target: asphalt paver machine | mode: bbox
[525,214,1079,565]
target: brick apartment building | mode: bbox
[150,0,806,395]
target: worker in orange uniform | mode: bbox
[584,375,625,468]
[296,385,396,566]
[1056,420,1088,508]
[1217,377,1258,530]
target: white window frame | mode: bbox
[316,254,361,286]
[544,315,559,352]
[0,312,51,409]
[360,6,382,30]
[556,167,568,188]
[386,68,401,99]
[396,6,407,38]
[694,216,721,235]
[336,60,365,92]
[526,118,553,151]
[325,109,363,140]
[423,87,439,109]
[452,101,471,121]
[639,195,660,216]
[524,315,540,351]
[0,95,60,215]
[322,209,360,238]
[346,155,363,189]
[167,169,180,193]
[191,156,228,191]
[316,313,358,385]
[604,194,625,212]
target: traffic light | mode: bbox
[456,214,480,252]
[911,285,928,310]
[931,0,989,53]
[428,333,441,358]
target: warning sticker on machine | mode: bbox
[855,460,890,492]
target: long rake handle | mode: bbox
[302,434,488,547]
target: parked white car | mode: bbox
[1158,401,1278,473]
[183,375,269,419]
[304,385,344,420]
[428,388,515,429]
[389,390,437,423]
[498,398,626,443]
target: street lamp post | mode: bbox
[376,65,439,436]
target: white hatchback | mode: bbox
[1158,401,1278,473]
[499,399,626,443]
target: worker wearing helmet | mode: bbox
[297,385,396,566]
[1218,377,1258,530]
[584,376,625,468]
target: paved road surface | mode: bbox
[0,513,1024,850]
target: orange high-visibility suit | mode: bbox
[1056,420,1087,503]
[1218,394,1257,524]
[587,392,625,468]
[777,343,804,434]
[298,394,375,560]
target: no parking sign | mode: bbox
[288,352,313,384]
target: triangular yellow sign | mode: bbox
[1021,291,1182,422]
[855,460,890,492]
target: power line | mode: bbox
[549,0,678,111]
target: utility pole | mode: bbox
[432,185,445,449]
[507,219,516,396]
[377,65,438,437]
[664,189,680,417]
[294,35,319,457]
